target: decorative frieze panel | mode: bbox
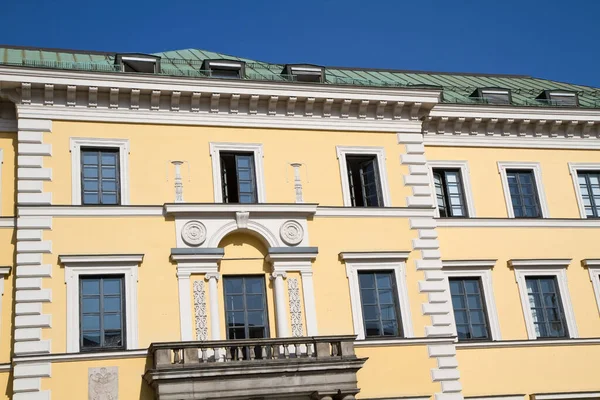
[88,367,118,400]
[193,280,208,341]
[288,278,304,337]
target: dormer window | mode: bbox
[282,64,324,83]
[538,90,579,107]
[470,88,511,105]
[201,60,245,79]
[115,54,160,73]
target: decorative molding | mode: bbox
[235,211,250,229]
[14,349,147,363]
[181,221,207,246]
[18,206,164,217]
[335,146,392,207]
[424,134,600,150]
[279,220,304,246]
[0,217,15,228]
[69,137,130,205]
[340,251,411,261]
[165,202,318,215]
[344,256,414,340]
[209,142,266,203]
[354,337,456,347]
[193,280,208,341]
[443,266,502,340]
[59,254,144,265]
[508,259,572,268]
[288,278,304,337]
[497,161,549,218]
[442,259,497,268]
[435,218,600,228]
[586,266,600,317]
[533,392,600,400]
[315,206,434,218]
[465,396,524,400]
[513,266,578,339]
[567,162,600,219]
[426,160,476,217]
[88,367,118,400]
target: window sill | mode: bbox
[354,337,455,347]
[14,348,148,363]
[455,337,600,349]
[435,218,600,228]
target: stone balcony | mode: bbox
[143,335,366,400]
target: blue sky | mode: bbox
[2,1,599,87]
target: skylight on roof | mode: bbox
[470,88,511,105]
[282,65,324,83]
[548,91,578,107]
[202,60,245,79]
[115,54,160,73]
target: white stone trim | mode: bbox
[466,396,524,400]
[14,349,147,363]
[586,264,600,317]
[424,134,600,150]
[354,337,455,347]
[533,393,600,400]
[340,252,411,262]
[513,265,578,339]
[509,259,572,268]
[0,217,14,228]
[0,363,11,372]
[315,206,434,218]
[61,254,142,352]
[568,162,600,218]
[442,264,502,340]
[165,202,316,215]
[69,137,130,205]
[344,256,413,340]
[336,146,392,207]
[497,161,549,218]
[436,218,600,228]
[456,337,600,349]
[0,267,10,348]
[427,160,476,217]
[19,206,164,217]
[209,142,266,203]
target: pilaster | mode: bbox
[13,118,53,400]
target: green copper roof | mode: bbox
[1,46,599,108]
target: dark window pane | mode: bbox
[82,333,101,347]
[223,276,269,340]
[432,168,467,217]
[82,315,100,331]
[82,298,100,313]
[525,276,568,339]
[346,155,382,207]
[81,149,120,205]
[82,280,100,295]
[449,278,491,341]
[358,271,402,338]
[506,170,541,218]
[104,331,123,347]
[220,152,257,204]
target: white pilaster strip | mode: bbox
[399,132,463,400]
[177,270,193,341]
[206,273,221,340]
[14,118,53,400]
[272,271,290,337]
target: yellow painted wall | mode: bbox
[0,229,14,364]
[356,344,437,398]
[438,227,600,339]
[0,370,10,400]
[42,357,152,399]
[43,217,180,352]
[457,344,600,396]
[425,146,600,218]
[0,133,16,216]
[46,121,408,207]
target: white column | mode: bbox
[300,271,318,335]
[177,270,193,341]
[271,271,289,337]
[205,272,222,340]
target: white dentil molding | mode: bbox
[497,161,550,218]
[60,254,143,353]
[426,160,476,217]
[567,162,600,218]
[513,266,578,340]
[208,142,266,203]
[70,137,130,205]
[335,146,392,207]
[344,257,414,340]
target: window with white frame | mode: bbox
[341,252,413,340]
[568,163,600,219]
[511,259,578,340]
[70,138,130,206]
[336,146,391,208]
[583,259,600,316]
[498,162,549,218]
[428,161,476,218]
[209,143,265,203]
[443,260,501,341]
[59,254,143,353]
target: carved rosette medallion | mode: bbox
[181,220,207,246]
[279,220,304,246]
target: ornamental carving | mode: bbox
[193,280,208,341]
[288,278,304,337]
[88,367,118,400]
[279,220,304,246]
[182,220,206,246]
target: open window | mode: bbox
[220,152,257,204]
[115,54,160,73]
[537,90,579,107]
[282,64,325,83]
[470,88,511,105]
[202,59,245,79]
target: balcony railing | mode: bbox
[149,335,358,369]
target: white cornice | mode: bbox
[509,259,572,268]
[466,396,524,400]
[0,217,15,228]
[315,206,434,218]
[442,259,497,268]
[0,267,11,275]
[18,206,164,217]
[339,251,411,261]
[583,259,600,267]
[533,393,600,400]
[456,337,600,349]
[431,104,600,121]
[171,254,224,262]
[164,203,318,216]
[59,254,144,264]
[436,218,600,228]
[424,134,600,150]
[354,337,455,347]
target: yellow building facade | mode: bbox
[0,47,599,400]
